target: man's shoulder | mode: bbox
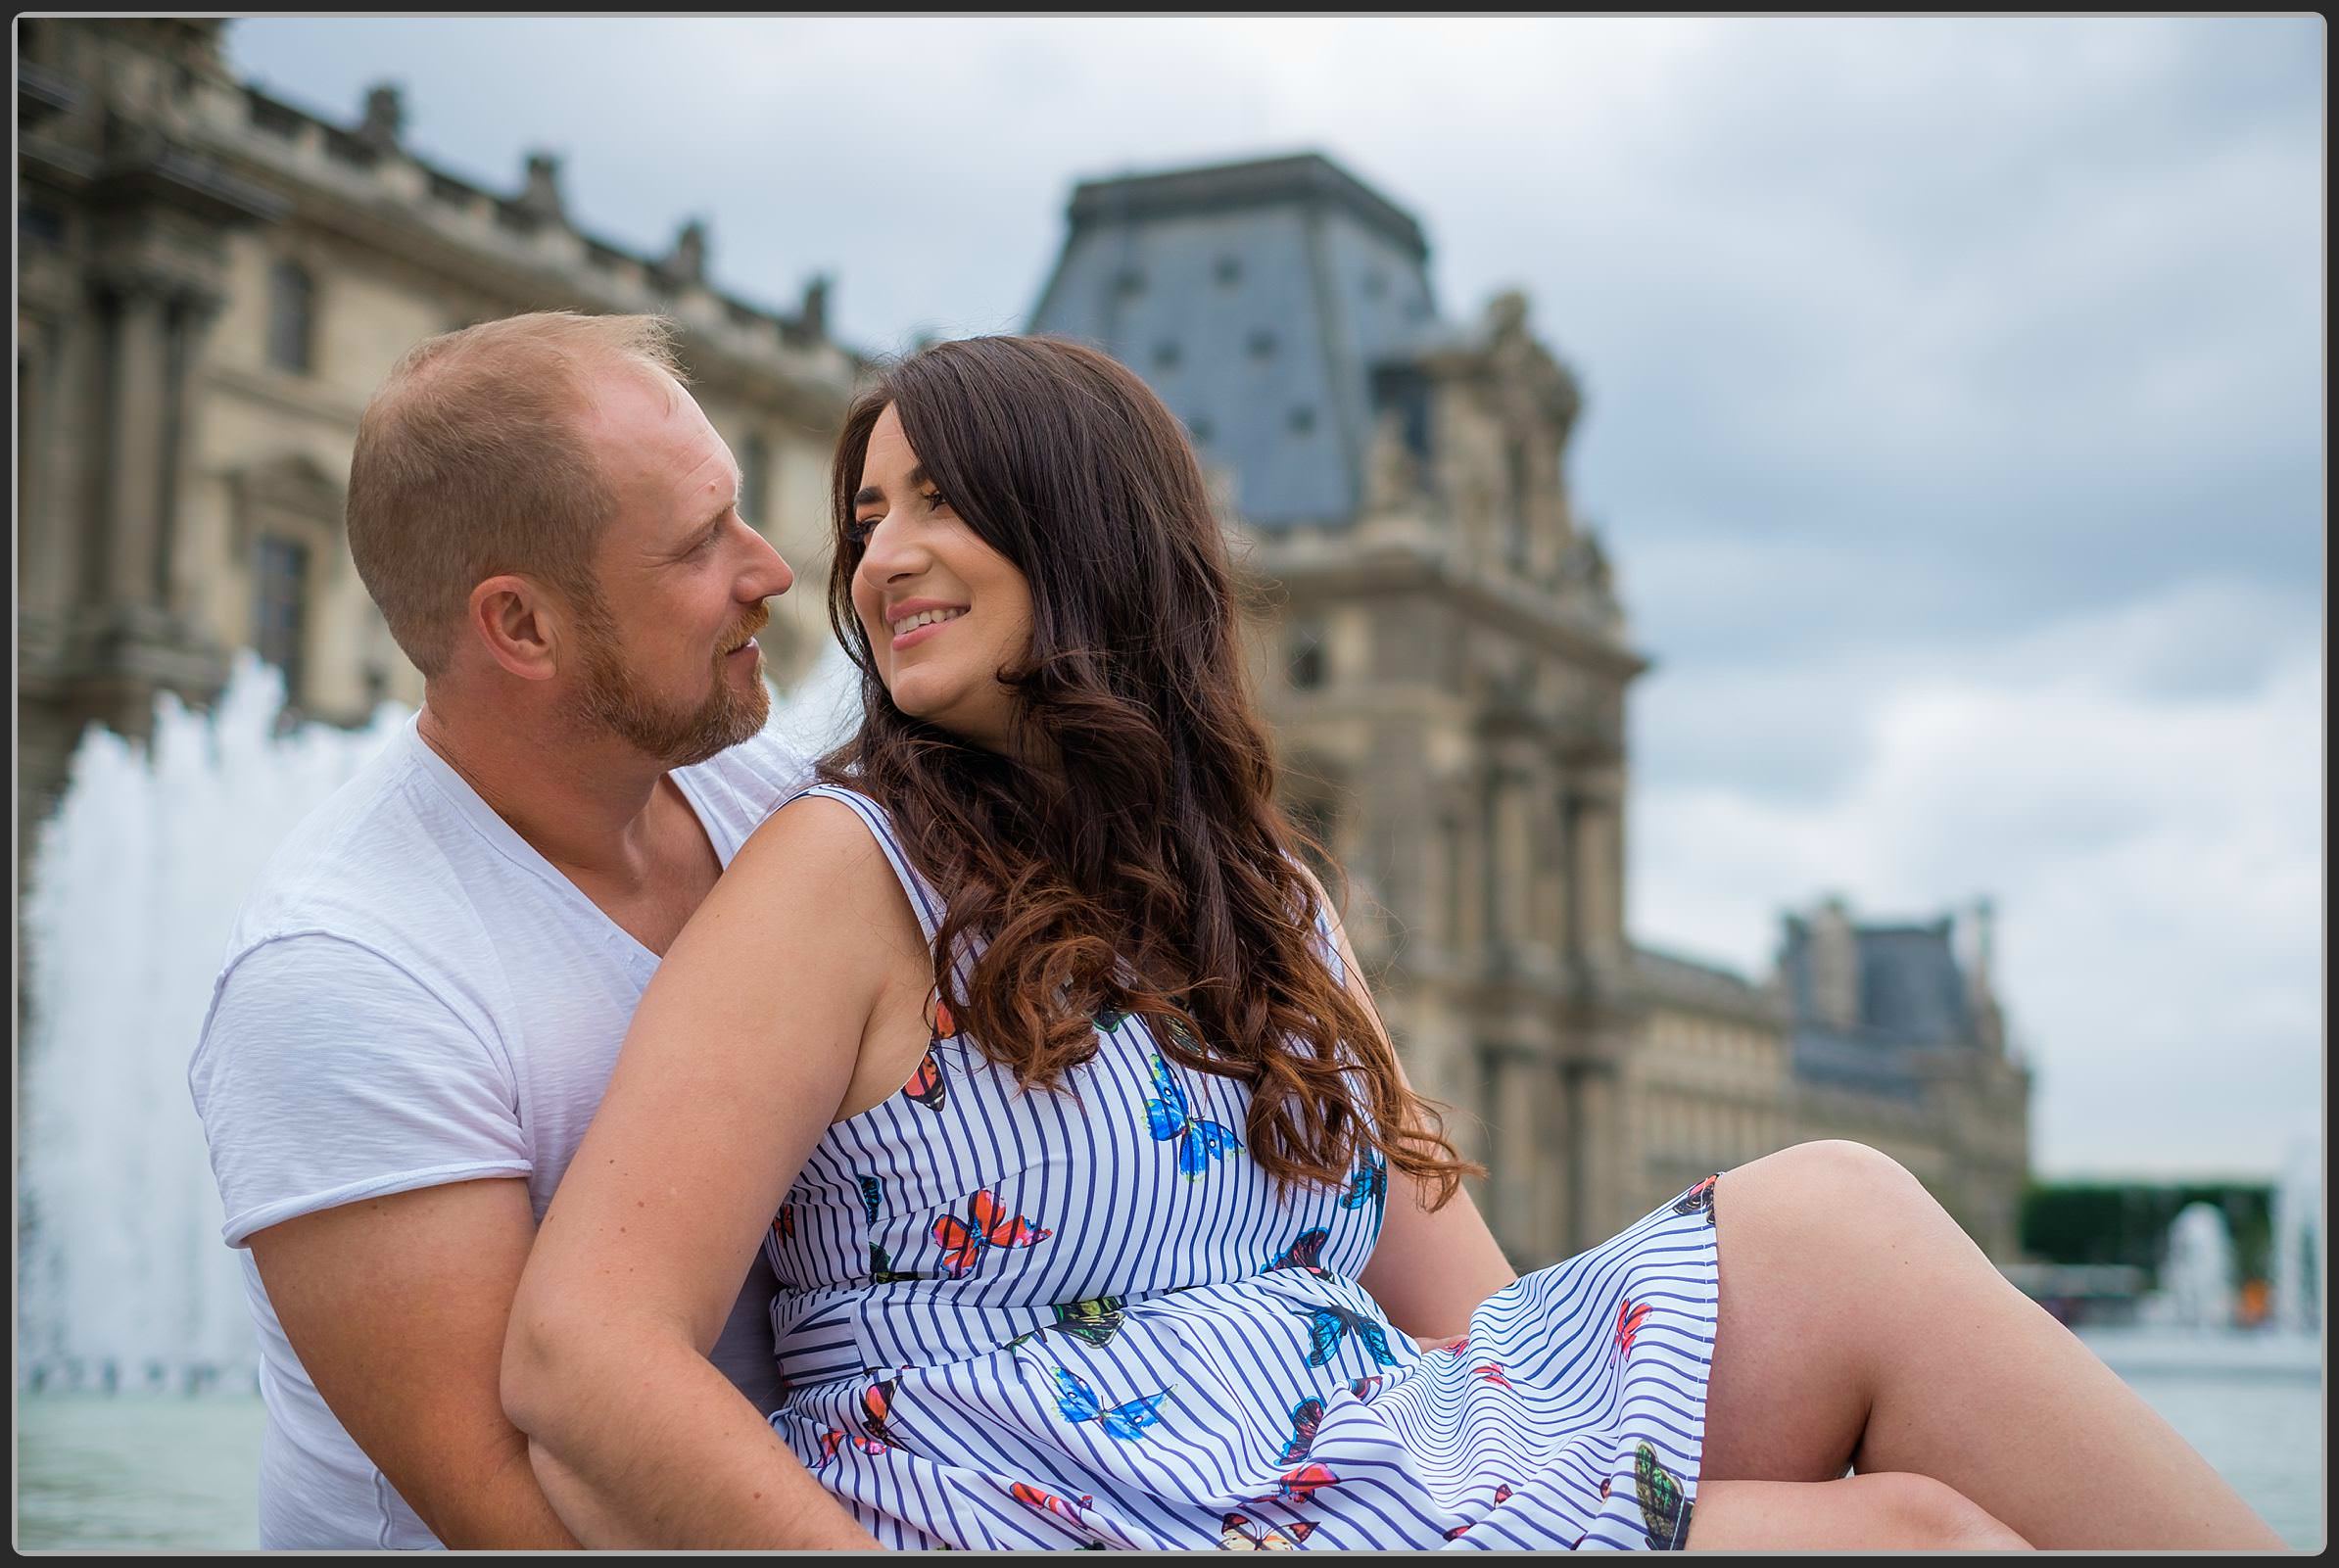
[676,722,818,836]
[222,728,497,970]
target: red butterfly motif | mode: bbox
[1493,1483,1514,1504]
[1441,1334,1470,1355]
[1011,1482,1091,1524]
[931,1190,1052,1278]
[860,1378,901,1447]
[1349,1375,1386,1402]
[1613,1298,1652,1361]
[1472,1362,1511,1390]
[1444,1524,1473,1541]
[771,1205,796,1244]
[900,1048,946,1111]
[933,998,959,1038]
[1272,1461,1339,1503]
[814,1428,888,1469]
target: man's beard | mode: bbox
[568,599,771,768]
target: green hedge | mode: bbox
[2020,1181,2272,1287]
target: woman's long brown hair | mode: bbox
[821,334,1481,1207]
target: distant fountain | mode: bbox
[17,642,863,1394]
[2269,1138,2321,1334]
[2157,1203,2238,1331]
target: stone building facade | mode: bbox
[17,18,858,865]
[1028,153,2032,1263]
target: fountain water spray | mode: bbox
[17,641,863,1394]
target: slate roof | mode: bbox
[1027,151,1452,530]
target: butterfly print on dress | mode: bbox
[1143,1052,1242,1179]
[1220,1511,1315,1549]
[1266,1228,1330,1277]
[931,1190,1052,1278]
[1634,1442,1694,1548]
[1613,1298,1652,1363]
[1278,1397,1323,1465]
[1339,1155,1387,1212]
[1049,1365,1170,1441]
[1275,1295,1399,1368]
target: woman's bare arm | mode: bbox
[1307,882,1518,1343]
[501,796,922,1548]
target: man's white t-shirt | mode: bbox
[188,714,812,1549]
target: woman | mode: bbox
[502,336,2284,1551]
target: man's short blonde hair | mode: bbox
[345,310,687,678]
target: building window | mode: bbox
[253,535,310,704]
[740,433,770,525]
[1187,414,1214,444]
[1287,404,1316,435]
[1248,329,1277,360]
[267,261,315,374]
[19,202,64,248]
[1154,340,1181,370]
[1215,255,1242,286]
[1287,618,1327,689]
[1504,436,1531,570]
[1114,266,1145,299]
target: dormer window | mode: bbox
[1247,329,1277,360]
[1288,405,1316,435]
[1215,255,1242,286]
[1154,340,1181,370]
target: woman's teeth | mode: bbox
[894,608,965,633]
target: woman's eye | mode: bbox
[924,492,949,512]
[846,516,878,544]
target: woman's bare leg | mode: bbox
[1698,1141,2287,1549]
[1689,1473,2030,1551]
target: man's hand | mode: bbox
[248,1178,580,1548]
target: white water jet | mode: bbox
[17,641,863,1394]
[2158,1202,2238,1332]
[2269,1137,2321,1335]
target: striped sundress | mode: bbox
[764,784,1724,1551]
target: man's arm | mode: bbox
[248,1178,580,1549]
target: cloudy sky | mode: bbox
[225,17,2323,1181]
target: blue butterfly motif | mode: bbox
[1144,1052,1242,1179]
[1279,1296,1400,1368]
[859,1175,884,1226]
[1051,1366,1170,1441]
[1340,1155,1388,1212]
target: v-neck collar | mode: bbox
[400,715,721,973]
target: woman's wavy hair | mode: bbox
[820,334,1481,1207]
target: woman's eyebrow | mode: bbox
[853,465,930,507]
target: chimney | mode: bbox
[357,82,404,151]
[515,151,565,222]
[800,272,831,338]
[663,218,708,288]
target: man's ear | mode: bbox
[466,574,566,682]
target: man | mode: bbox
[189,312,809,1547]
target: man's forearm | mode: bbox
[506,1328,883,1549]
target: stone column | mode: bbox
[93,268,174,607]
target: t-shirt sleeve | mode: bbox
[189,932,532,1249]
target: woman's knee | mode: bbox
[1688,1473,2031,1551]
[1723,1140,1947,1247]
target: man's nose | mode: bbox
[745,528,795,597]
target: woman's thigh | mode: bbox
[1697,1140,1935,1483]
[1688,1474,2031,1551]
